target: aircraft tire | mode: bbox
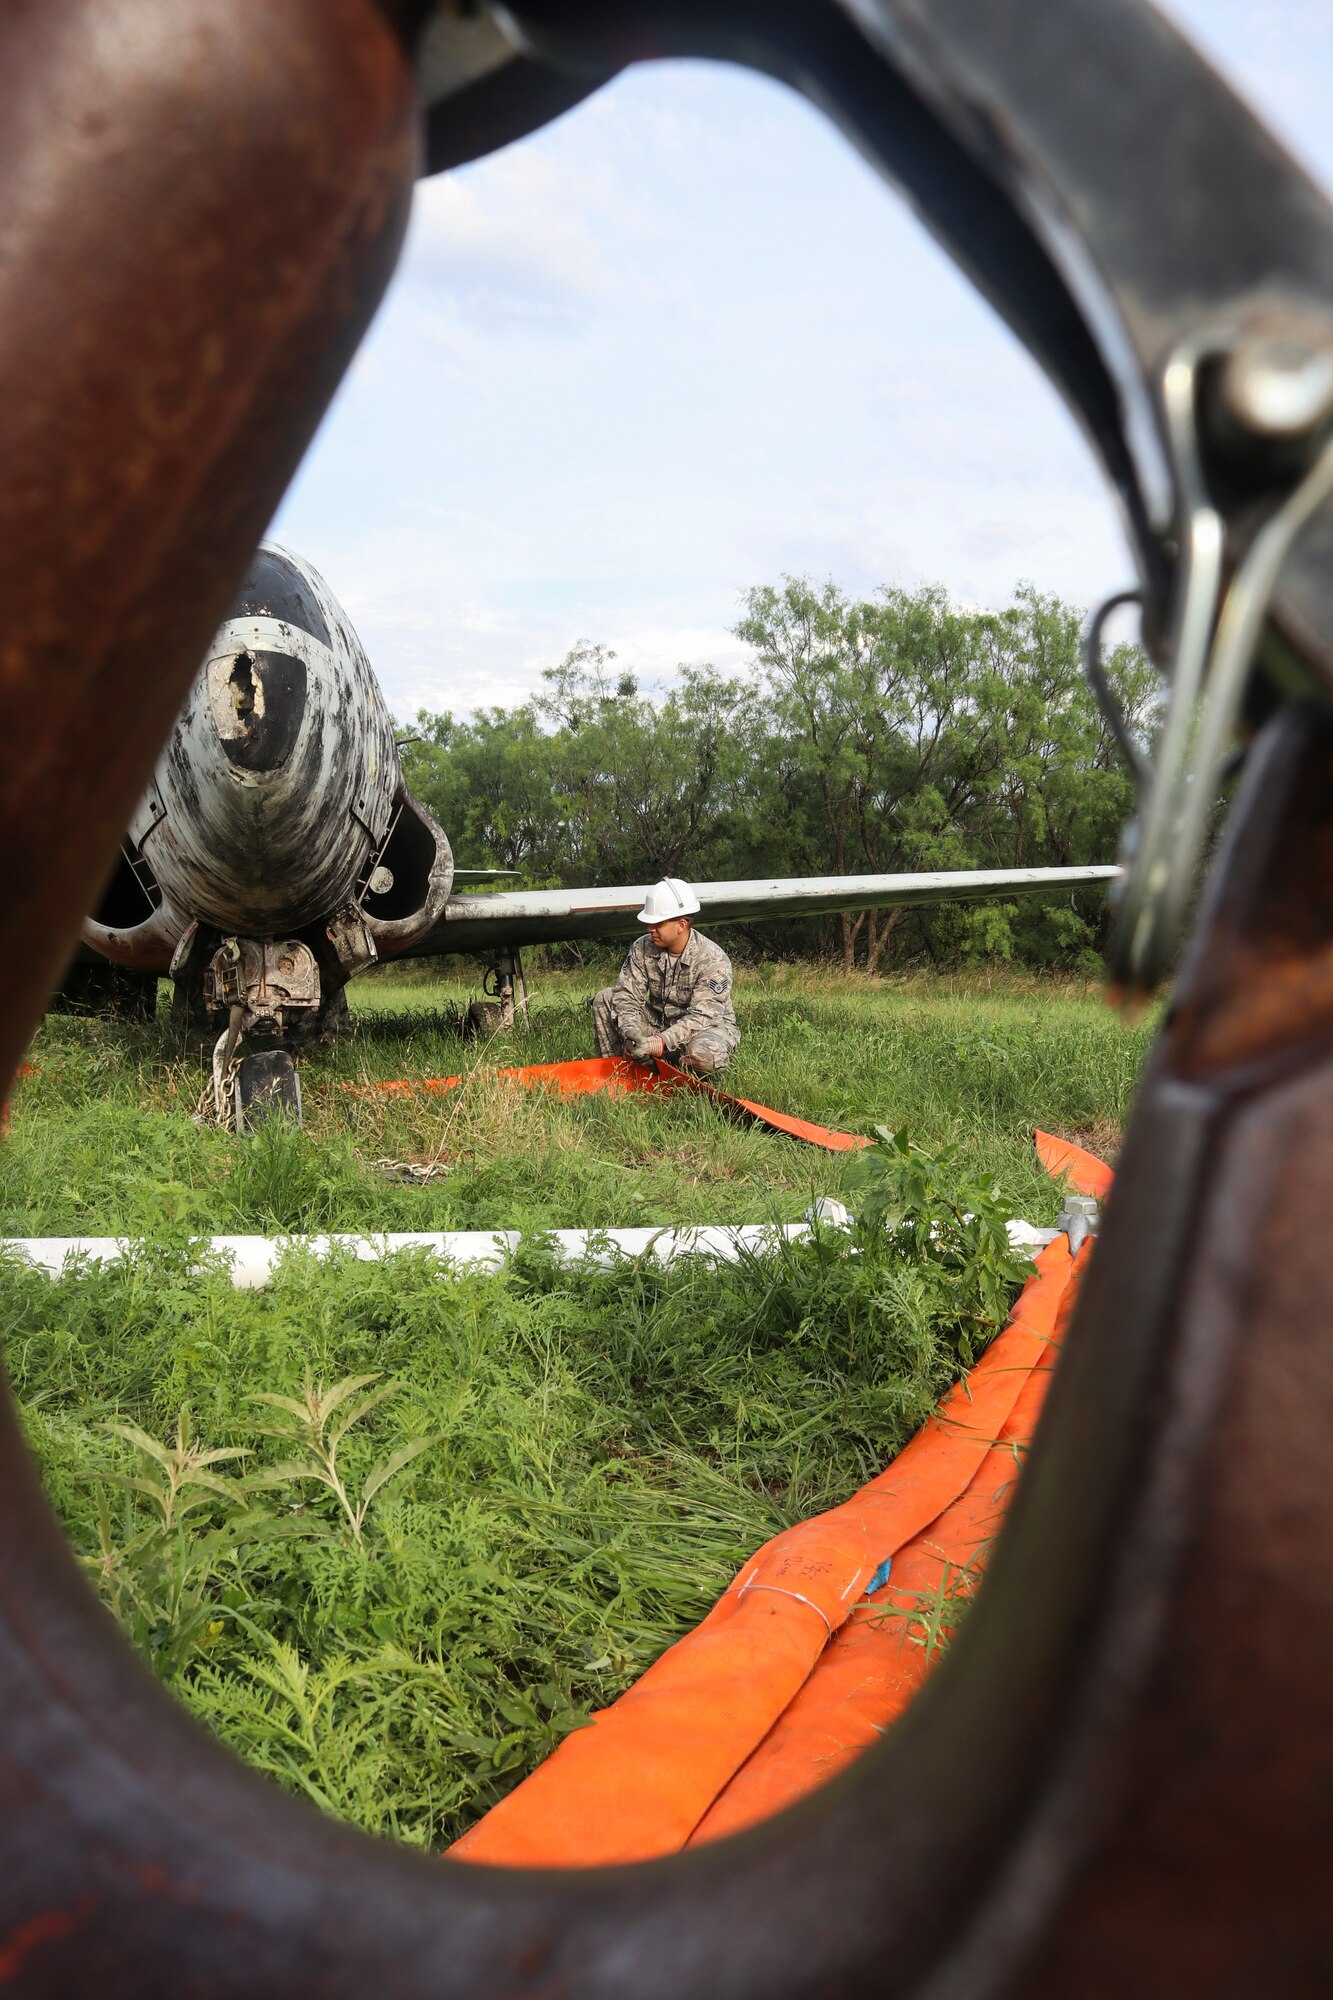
[233,1049,302,1132]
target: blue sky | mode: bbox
[271,1,1333,720]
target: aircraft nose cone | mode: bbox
[206,649,307,772]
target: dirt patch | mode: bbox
[1060,1120,1122,1165]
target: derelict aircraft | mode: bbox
[73,541,1121,1122]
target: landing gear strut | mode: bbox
[199,936,320,1129]
[466,949,529,1037]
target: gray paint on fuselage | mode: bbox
[135,547,398,936]
[232,545,332,649]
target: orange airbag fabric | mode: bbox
[349,1056,869,1154]
[1033,1126,1113,1197]
[449,1228,1085,1869]
[687,1252,1088,1843]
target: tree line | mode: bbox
[400,578,1157,972]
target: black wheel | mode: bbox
[233,1048,302,1131]
[465,998,504,1039]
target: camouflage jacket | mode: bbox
[610,929,738,1054]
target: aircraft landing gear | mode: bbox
[233,1049,302,1131]
[201,937,321,1129]
[466,949,529,1038]
[210,1011,303,1131]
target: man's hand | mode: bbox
[630,1036,665,1061]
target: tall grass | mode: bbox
[2,967,1155,1238]
[0,970,1156,1848]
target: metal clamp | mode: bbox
[1056,1194,1101,1257]
[1092,335,1333,1002]
[207,935,246,1009]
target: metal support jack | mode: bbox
[467,948,529,1036]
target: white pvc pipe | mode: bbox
[1,1213,1057,1289]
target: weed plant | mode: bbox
[0,966,1155,1238]
[8,1121,1039,1849]
[0,968,1156,1848]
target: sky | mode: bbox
[270,1,1333,721]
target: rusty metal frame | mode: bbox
[4,1,1333,1992]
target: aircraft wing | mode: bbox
[395,866,1124,958]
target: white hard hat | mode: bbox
[638,877,701,924]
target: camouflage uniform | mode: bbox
[592,928,738,1075]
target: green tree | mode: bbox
[736,580,986,970]
[535,644,764,883]
[402,706,563,878]
[736,577,1156,972]
[397,577,1156,974]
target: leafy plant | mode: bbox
[844,1125,1036,1364]
[101,1406,250,1529]
[188,1637,436,1822]
[246,1373,435,1547]
[442,1678,593,1782]
[83,1406,306,1677]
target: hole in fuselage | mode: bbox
[230,654,257,720]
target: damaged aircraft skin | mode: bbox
[74,542,1121,1123]
[76,543,456,1113]
[80,539,454,986]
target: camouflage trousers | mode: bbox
[590,988,736,1076]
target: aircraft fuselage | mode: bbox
[80,544,453,1044]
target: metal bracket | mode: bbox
[206,936,247,1010]
[325,902,378,977]
[1056,1193,1101,1256]
[1092,334,1333,1002]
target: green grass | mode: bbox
[0,966,1158,1850]
[1,963,1153,1239]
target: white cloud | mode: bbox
[273,15,1332,721]
[406,162,613,320]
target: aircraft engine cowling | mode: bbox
[358,784,455,959]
